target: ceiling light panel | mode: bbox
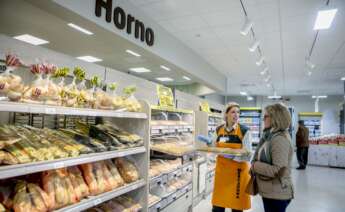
[68,23,93,35]
[314,9,338,30]
[160,65,171,71]
[13,34,49,45]
[183,76,191,80]
[76,55,102,63]
[129,67,151,73]
[126,50,141,57]
[156,77,174,82]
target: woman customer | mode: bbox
[251,103,294,212]
[198,102,252,212]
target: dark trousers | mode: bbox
[262,198,291,212]
[212,206,242,212]
[297,147,309,168]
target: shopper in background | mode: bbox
[251,103,294,212]
[296,120,309,170]
[199,102,252,212]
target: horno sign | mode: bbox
[95,0,155,46]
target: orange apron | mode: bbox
[211,125,251,210]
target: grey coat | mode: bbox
[253,130,294,200]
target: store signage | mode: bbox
[156,84,175,108]
[95,0,155,46]
[200,101,211,112]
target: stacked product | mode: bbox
[0,54,141,112]
[0,158,140,211]
[85,195,142,212]
[0,123,143,166]
[149,158,181,178]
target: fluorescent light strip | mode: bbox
[160,65,171,71]
[76,56,102,63]
[126,50,141,57]
[314,9,338,30]
[129,67,151,73]
[268,95,281,99]
[183,76,191,81]
[312,95,327,99]
[240,91,247,96]
[68,23,93,35]
[156,77,174,82]
[247,96,254,101]
[13,34,49,45]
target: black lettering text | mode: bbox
[113,7,126,29]
[146,28,154,46]
[127,14,135,34]
[135,20,145,41]
[95,0,112,23]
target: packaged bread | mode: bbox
[114,158,139,183]
[67,166,89,201]
[12,181,32,212]
[0,150,19,165]
[27,183,50,212]
[103,160,125,189]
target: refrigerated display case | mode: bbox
[239,107,262,148]
[298,112,323,138]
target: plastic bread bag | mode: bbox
[41,170,56,209]
[63,67,83,107]
[91,76,112,110]
[67,166,89,200]
[22,63,46,104]
[53,169,70,209]
[122,86,141,112]
[52,67,70,107]
[12,181,33,212]
[27,183,50,212]
[80,163,102,195]
[108,83,125,110]
[41,63,61,105]
[93,161,111,193]
[73,67,92,108]
[0,53,23,101]
[104,160,125,188]
[114,158,139,183]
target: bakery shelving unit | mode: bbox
[0,100,151,212]
[148,105,195,212]
[194,111,223,205]
[298,112,323,138]
[239,107,262,149]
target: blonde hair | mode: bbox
[265,103,291,131]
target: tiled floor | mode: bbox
[193,158,345,212]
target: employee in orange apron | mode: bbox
[198,102,252,212]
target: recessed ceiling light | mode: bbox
[156,77,174,82]
[249,40,260,52]
[126,50,141,57]
[340,77,345,81]
[129,67,151,73]
[256,56,265,66]
[240,91,247,96]
[183,76,191,81]
[312,95,327,99]
[268,95,282,99]
[68,23,93,35]
[76,56,102,63]
[314,9,338,30]
[160,65,171,71]
[240,17,253,36]
[247,96,254,101]
[13,34,49,45]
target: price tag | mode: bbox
[45,107,56,114]
[53,162,65,169]
[93,198,103,206]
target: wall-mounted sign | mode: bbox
[157,85,175,108]
[95,0,155,46]
[200,101,211,113]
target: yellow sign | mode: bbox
[157,85,175,107]
[200,101,211,112]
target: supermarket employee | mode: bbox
[200,102,252,212]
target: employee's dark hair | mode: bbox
[298,120,304,125]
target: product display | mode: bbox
[114,158,140,183]
[149,158,182,177]
[0,158,141,211]
[85,195,141,212]
[239,108,261,145]
[0,54,23,101]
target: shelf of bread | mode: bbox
[0,157,144,212]
[0,101,147,119]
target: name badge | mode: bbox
[219,136,228,143]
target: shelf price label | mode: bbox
[53,162,65,169]
[93,198,103,206]
[45,107,57,114]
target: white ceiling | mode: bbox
[130,0,345,96]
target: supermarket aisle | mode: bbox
[194,164,345,212]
